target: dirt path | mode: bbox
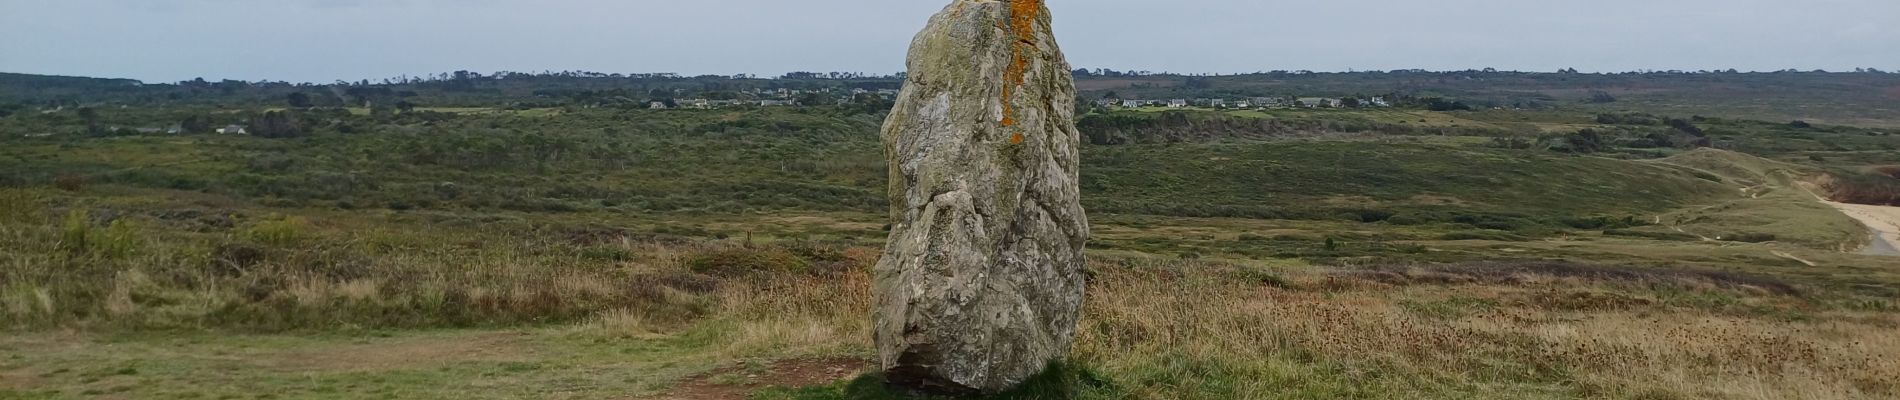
[1791,179,1900,257]
[1826,201,1900,257]
[662,357,871,400]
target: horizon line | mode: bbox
[6,66,1896,87]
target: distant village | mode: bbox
[45,88,1399,138]
[648,87,1393,111]
[1093,96,1392,110]
[648,87,901,109]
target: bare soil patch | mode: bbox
[266,332,531,373]
[0,369,44,391]
[664,357,872,400]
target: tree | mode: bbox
[76,107,101,134]
[179,115,211,134]
[847,93,896,115]
[251,111,304,138]
[1425,98,1471,111]
[1633,132,1675,148]
[1666,118,1704,137]
[1567,129,1605,153]
[286,92,313,108]
[797,92,831,107]
[395,100,416,113]
[1587,90,1617,103]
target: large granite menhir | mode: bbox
[872,0,1089,394]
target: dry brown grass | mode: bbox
[1075,258,1899,399]
[4,197,1897,399]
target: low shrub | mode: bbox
[1720,233,1778,243]
[58,209,89,256]
[52,174,86,191]
[1438,231,1531,242]
[686,245,814,276]
[243,217,312,247]
[1563,215,1647,230]
[1603,229,1701,241]
[95,219,142,259]
[580,246,634,261]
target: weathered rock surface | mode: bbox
[873,0,1089,394]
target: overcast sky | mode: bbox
[2,0,1897,83]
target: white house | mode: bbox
[1121,99,1146,108]
[217,125,248,135]
[1168,99,1189,108]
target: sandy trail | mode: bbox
[1826,201,1900,257]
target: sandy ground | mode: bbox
[1826,201,1900,257]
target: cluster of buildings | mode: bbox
[651,87,901,110]
[647,89,1395,111]
[1097,96,1391,110]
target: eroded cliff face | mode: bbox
[872,0,1090,394]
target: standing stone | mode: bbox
[873,0,1089,394]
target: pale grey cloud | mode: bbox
[1,0,1896,83]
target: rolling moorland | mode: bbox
[2,70,1900,399]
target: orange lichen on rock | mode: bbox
[999,0,1041,130]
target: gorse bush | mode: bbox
[58,209,89,256]
[52,174,85,191]
[242,216,312,246]
[95,219,143,259]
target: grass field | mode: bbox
[3,151,1897,399]
[4,85,1900,399]
[3,225,1894,399]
